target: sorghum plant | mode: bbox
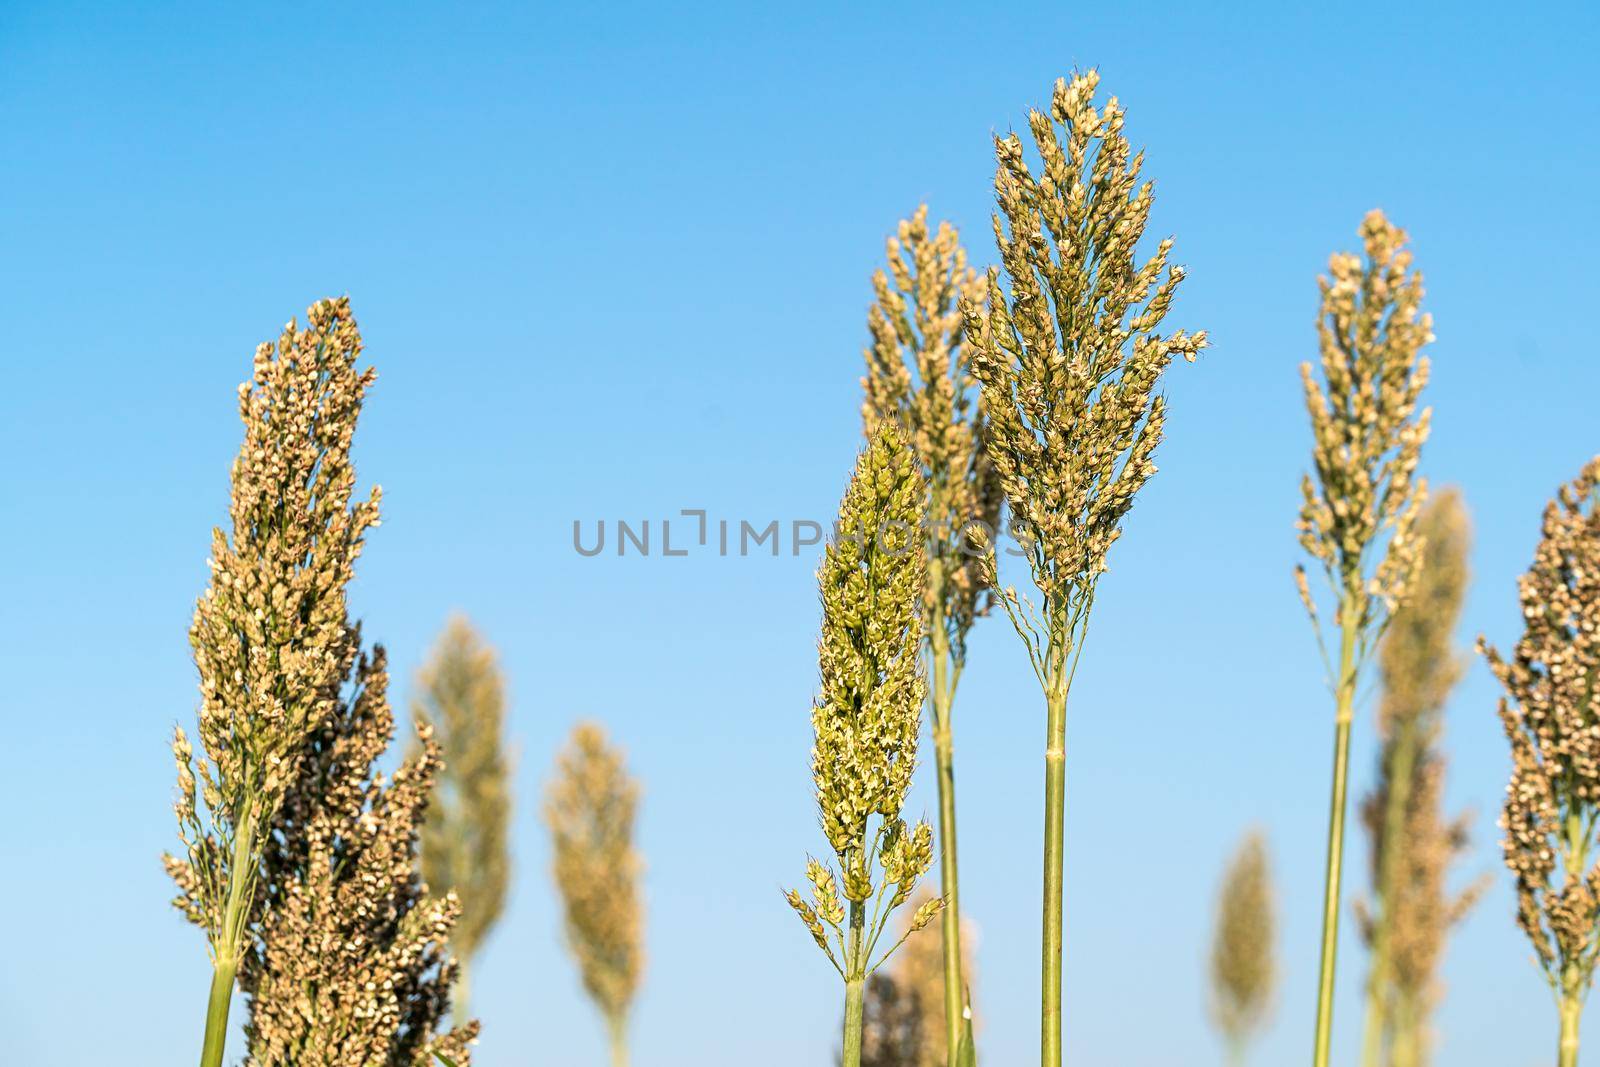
[960,70,1206,1066]
[545,722,645,1067]
[1209,832,1277,1067]
[1481,457,1600,1067]
[414,614,513,1018]
[893,888,979,1067]
[1295,210,1432,1067]
[241,646,478,1067]
[1358,490,1481,1067]
[858,974,927,1067]
[862,204,1001,1067]
[787,423,943,1067]
[164,298,382,1067]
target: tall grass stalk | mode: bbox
[961,70,1206,1066]
[862,205,1001,1066]
[1482,458,1600,1067]
[545,722,645,1067]
[163,299,381,1067]
[787,424,943,1067]
[1357,490,1481,1067]
[1209,832,1277,1067]
[1295,212,1433,1067]
[414,614,513,1020]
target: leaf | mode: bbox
[432,1054,459,1067]
[955,1001,976,1067]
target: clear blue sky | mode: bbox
[2,3,1597,1065]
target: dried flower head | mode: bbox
[241,646,478,1066]
[1296,211,1433,653]
[862,205,1002,661]
[1482,458,1600,1002]
[1359,489,1483,1065]
[165,297,381,985]
[857,972,927,1067]
[1210,831,1277,1059]
[960,69,1205,689]
[414,614,513,1016]
[545,722,644,1057]
[886,887,978,1067]
[788,423,939,983]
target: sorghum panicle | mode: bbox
[167,298,382,962]
[888,888,978,1067]
[1209,832,1277,1062]
[1358,490,1482,1067]
[961,69,1206,684]
[1296,210,1433,640]
[1482,458,1600,1002]
[787,423,942,985]
[862,204,1002,655]
[414,614,513,1015]
[544,722,645,1059]
[243,646,479,1066]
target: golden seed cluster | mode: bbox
[1482,458,1600,993]
[1360,489,1482,1062]
[1209,831,1276,1056]
[243,647,478,1066]
[167,297,382,961]
[862,205,1003,659]
[414,614,513,1013]
[544,722,645,1039]
[961,70,1205,684]
[1296,211,1432,638]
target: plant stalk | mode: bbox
[607,1011,629,1067]
[1042,682,1067,1067]
[1312,604,1360,1067]
[1560,978,1583,1067]
[842,899,867,1067]
[199,958,238,1067]
[843,977,866,1067]
[455,958,473,1024]
[1360,722,1420,1067]
[1389,991,1420,1067]
[199,808,257,1067]
[928,575,967,1067]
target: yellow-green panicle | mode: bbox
[791,422,941,983]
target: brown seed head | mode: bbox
[961,71,1205,681]
[242,647,478,1066]
[1481,457,1600,994]
[862,205,1004,660]
[414,614,513,981]
[165,297,381,963]
[1297,211,1432,639]
[544,722,645,1034]
[1209,831,1276,1053]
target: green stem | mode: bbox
[842,899,867,1067]
[1560,983,1582,1067]
[199,809,257,1067]
[1042,683,1067,1067]
[1361,724,1419,1067]
[929,582,967,1067]
[1312,604,1360,1067]
[199,958,238,1067]
[607,1011,629,1067]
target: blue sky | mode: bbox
[2,3,1597,1064]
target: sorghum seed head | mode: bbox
[1482,458,1600,995]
